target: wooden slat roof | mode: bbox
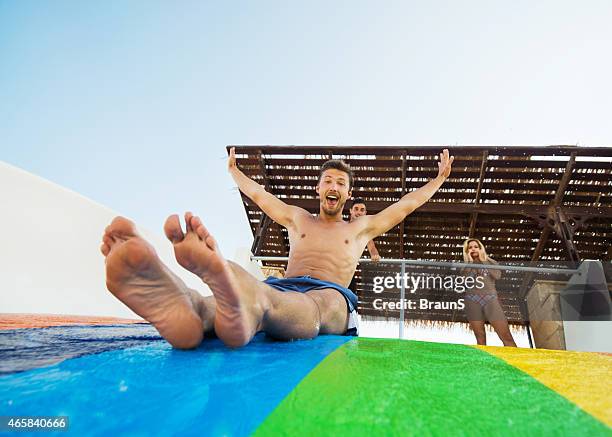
[231,145,612,324]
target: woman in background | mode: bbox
[462,239,516,347]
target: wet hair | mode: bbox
[318,159,354,190]
[351,198,366,209]
[462,238,489,263]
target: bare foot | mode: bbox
[102,217,204,349]
[164,213,267,348]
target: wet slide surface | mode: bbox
[0,317,610,436]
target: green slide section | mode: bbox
[255,338,610,436]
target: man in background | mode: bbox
[348,198,380,294]
[349,198,380,262]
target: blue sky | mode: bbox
[1,0,611,256]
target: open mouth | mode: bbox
[325,194,339,208]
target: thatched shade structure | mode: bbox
[230,145,612,325]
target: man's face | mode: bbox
[350,203,367,221]
[316,169,352,216]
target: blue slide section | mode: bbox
[0,328,349,436]
[0,324,162,375]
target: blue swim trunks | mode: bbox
[263,276,359,336]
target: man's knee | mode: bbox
[307,289,348,334]
[309,290,344,314]
[262,290,321,340]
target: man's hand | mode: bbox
[228,147,237,172]
[227,145,302,229]
[437,149,454,179]
[371,253,381,263]
[361,148,454,240]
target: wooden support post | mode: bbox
[399,152,407,259]
[469,150,488,238]
[251,214,272,255]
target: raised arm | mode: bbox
[228,147,303,229]
[366,239,381,262]
[362,149,454,240]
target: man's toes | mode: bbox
[108,216,138,239]
[191,217,218,251]
[204,233,219,251]
[185,212,194,232]
[164,214,185,243]
[191,216,208,239]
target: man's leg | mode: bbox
[102,216,215,349]
[229,262,334,340]
[304,289,349,335]
[165,213,344,347]
[186,289,217,335]
[259,286,349,340]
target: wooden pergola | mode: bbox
[230,145,612,324]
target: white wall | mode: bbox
[0,161,213,319]
[563,321,612,353]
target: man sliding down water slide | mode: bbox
[101,149,454,349]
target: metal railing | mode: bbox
[251,256,581,276]
[251,255,597,345]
